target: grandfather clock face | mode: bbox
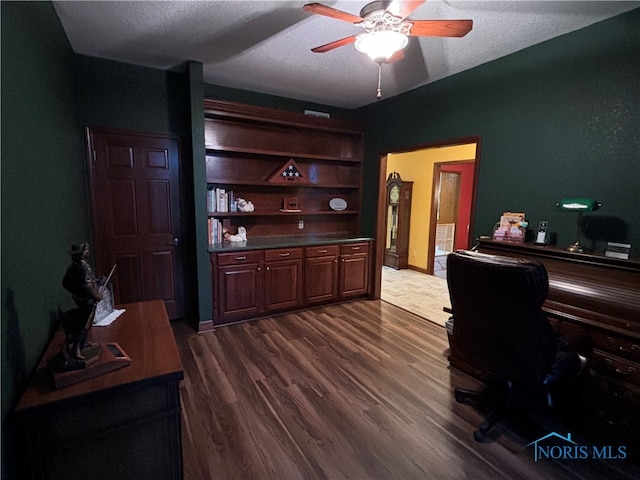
[389,184,400,204]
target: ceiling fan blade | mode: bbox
[302,3,363,24]
[311,35,358,53]
[408,19,473,37]
[385,0,426,20]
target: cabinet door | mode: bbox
[265,259,302,311]
[217,263,263,323]
[340,253,370,297]
[339,242,370,298]
[305,255,339,304]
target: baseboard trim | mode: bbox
[197,320,215,333]
[408,265,429,275]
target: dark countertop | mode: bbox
[208,235,373,253]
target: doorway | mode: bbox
[373,137,481,300]
[430,162,476,278]
[86,127,186,319]
[433,170,461,278]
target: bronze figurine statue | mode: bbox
[54,242,104,371]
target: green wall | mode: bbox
[357,9,640,257]
[1,1,89,424]
[73,55,191,134]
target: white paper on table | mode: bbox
[93,308,126,327]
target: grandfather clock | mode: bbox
[384,172,413,269]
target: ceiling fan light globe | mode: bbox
[355,30,408,61]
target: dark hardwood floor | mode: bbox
[172,300,639,480]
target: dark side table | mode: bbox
[12,300,184,480]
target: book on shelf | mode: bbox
[207,187,236,213]
[217,188,226,213]
[208,217,231,244]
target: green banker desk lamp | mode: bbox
[556,197,602,253]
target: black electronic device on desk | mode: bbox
[535,221,549,245]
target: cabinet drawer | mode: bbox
[591,330,640,362]
[217,250,264,266]
[584,372,640,439]
[265,248,302,262]
[586,402,640,438]
[340,242,369,255]
[588,370,640,409]
[590,349,640,385]
[305,245,339,258]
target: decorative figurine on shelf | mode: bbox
[225,226,247,242]
[236,198,254,212]
[54,243,106,371]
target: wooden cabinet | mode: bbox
[305,245,339,304]
[384,172,413,269]
[214,251,264,324]
[211,240,371,326]
[340,242,370,297]
[475,239,640,447]
[12,301,183,480]
[204,100,364,243]
[580,334,640,443]
[204,101,372,328]
[265,248,303,311]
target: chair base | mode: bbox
[455,385,507,442]
[454,380,557,443]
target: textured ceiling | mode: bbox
[53,1,639,109]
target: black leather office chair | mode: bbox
[446,250,584,442]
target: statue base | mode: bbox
[50,341,102,372]
[50,342,131,389]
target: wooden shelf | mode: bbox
[205,146,362,163]
[204,99,364,135]
[208,210,359,217]
[206,180,360,189]
[204,108,363,162]
[204,100,364,241]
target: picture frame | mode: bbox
[280,196,302,212]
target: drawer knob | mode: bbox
[317,249,328,254]
[279,252,290,257]
[234,256,247,261]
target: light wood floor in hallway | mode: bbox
[381,266,451,327]
[173,301,639,480]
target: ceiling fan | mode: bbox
[303,0,473,98]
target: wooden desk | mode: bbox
[13,300,184,480]
[475,239,640,446]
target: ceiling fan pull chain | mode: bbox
[376,63,382,99]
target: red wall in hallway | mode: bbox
[441,162,475,250]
